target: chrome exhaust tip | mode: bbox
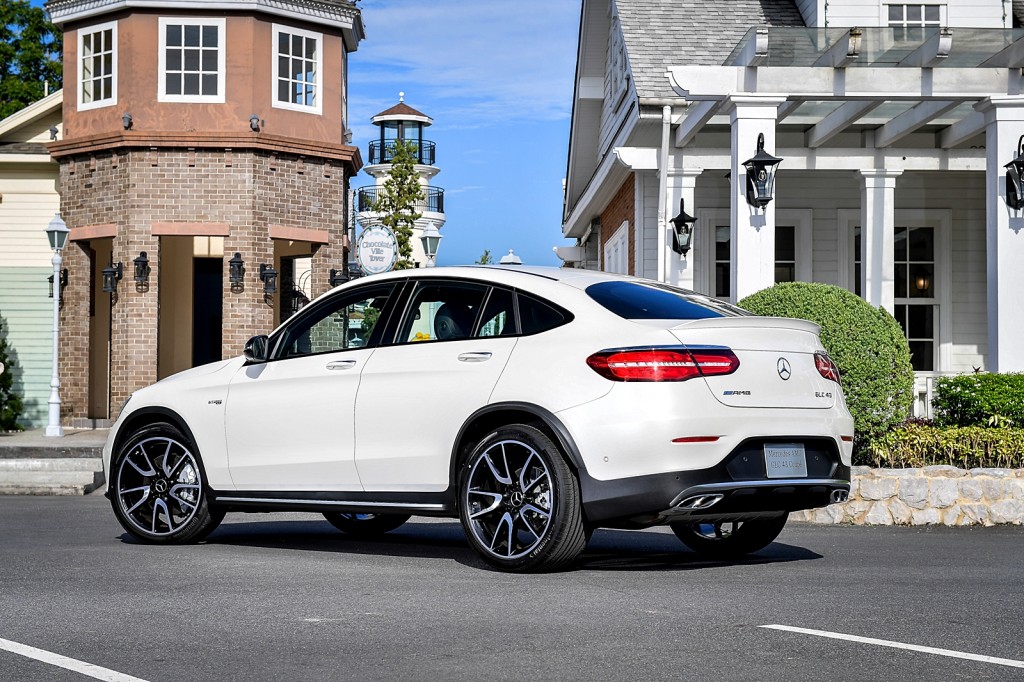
[676,494,724,511]
[830,489,849,504]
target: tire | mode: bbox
[323,512,410,537]
[110,421,224,544]
[458,423,586,573]
[670,514,789,559]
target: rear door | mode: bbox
[354,281,517,491]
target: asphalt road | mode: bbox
[1,495,1022,681]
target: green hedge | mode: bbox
[867,422,1024,469]
[932,373,1024,428]
[739,282,914,449]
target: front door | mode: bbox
[224,281,399,491]
[192,257,222,367]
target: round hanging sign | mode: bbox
[356,226,399,275]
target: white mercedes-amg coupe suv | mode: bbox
[103,266,853,572]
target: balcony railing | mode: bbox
[356,186,444,214]
[368,139,436,166]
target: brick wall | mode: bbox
[599,174,635,275]
[57,146,351,420]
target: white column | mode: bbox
[860,169,902,314]
[729,96,784,301]
[979,97,1024,372]
[667,167,702,289]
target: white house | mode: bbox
[562,0,1024,412]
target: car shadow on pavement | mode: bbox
[116,517,822,572]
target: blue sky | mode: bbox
[37,0,581,266]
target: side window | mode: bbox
[79,21,117,110]
[158,18,225,103]
[398,282,488,343]
[476,287,517,337]
[517,292,569,335]
[275,283,396,359]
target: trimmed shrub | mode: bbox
[868,422,1024,469]
[0,316,24,431]
[932,373,1024,428]
[739,282,914,450]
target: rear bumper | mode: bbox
[579,436,851,526]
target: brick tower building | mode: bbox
[45,0,364,424]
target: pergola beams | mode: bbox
[675,100,722,147]
[875,99,963,147]
[806,100,883,148]
[813,28,863,68]
[899,28,953,68]
[980,34,1024,68]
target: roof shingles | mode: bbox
[616,0,806,99]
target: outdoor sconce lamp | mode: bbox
[48,268,68,300]
[915,273,931,294]
[259,263,278,304]
[122,112,133,130]
[420,221,443,267]
[330,267,349,287]
[742,132,783,211]
[133,251,150,292]
[669,199,697,257]
[250,115,261,132]
[49,125,58,141]
[1004,135,1024,211]
[228,253,245,293]
[102,261,123,304]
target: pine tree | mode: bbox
[0,316,24,431]
[372,138,423,270]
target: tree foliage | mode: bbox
[476,250,493,265]
[0,1,63,120]
[0,315,24,431]
[739,282,914,452]
[372,139,423,270]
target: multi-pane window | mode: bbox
[775,225,796,283]
[888,4,942,41]
[714,225,731,298]
[159,18,224,102]
[894,227,936,371]
[79,22,117,109]
[273,25,322,114]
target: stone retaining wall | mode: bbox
[791,466,1024,526]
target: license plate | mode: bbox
[764,444,808,478]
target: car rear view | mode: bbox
[559,278,853,557]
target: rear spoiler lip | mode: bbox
[670,316,821,335]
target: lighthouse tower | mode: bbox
[355,93,444,267]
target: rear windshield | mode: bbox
[585,281,750,320]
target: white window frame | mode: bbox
[776,209,813,283]
[881,4,946,27]
[838,207,952,371]
[158,17,226,104]
[604,220,629,275]
[78,20,118,111]
[696,208,730,300]
[272,24,323,115]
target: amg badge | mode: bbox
[723,390,751,396]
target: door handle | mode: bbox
[326,360,358,370]
[458,352,492,363]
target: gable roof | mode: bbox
[617,0,806,100]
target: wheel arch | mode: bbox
[112,406,203,467]
[448,402,588,489]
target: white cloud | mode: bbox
[349,0,579,126]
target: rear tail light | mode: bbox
[586,347,739,382]
[815,352,841,384]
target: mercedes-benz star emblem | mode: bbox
[777,357,792,381]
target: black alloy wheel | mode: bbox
[110,422,224,543]
[670,514,789,559]
[323,512,411,537]
[459,423,586,573]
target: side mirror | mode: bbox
[243,335,269,363]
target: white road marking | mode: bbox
[0,637,151,682]
[761,625,1024,669]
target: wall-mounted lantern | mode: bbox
[133,251,150,292]
[250,114,261,132]
[122,112,133,130]
[102,260,123,304]
[669,199,697,256]
[742,132,783,211]
[48,268,68,300]
[1004,135,1024,211]
[330,266,349,287]
[259,263,278,305]
[228,252,245,293]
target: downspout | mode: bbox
[657,105,671,282]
